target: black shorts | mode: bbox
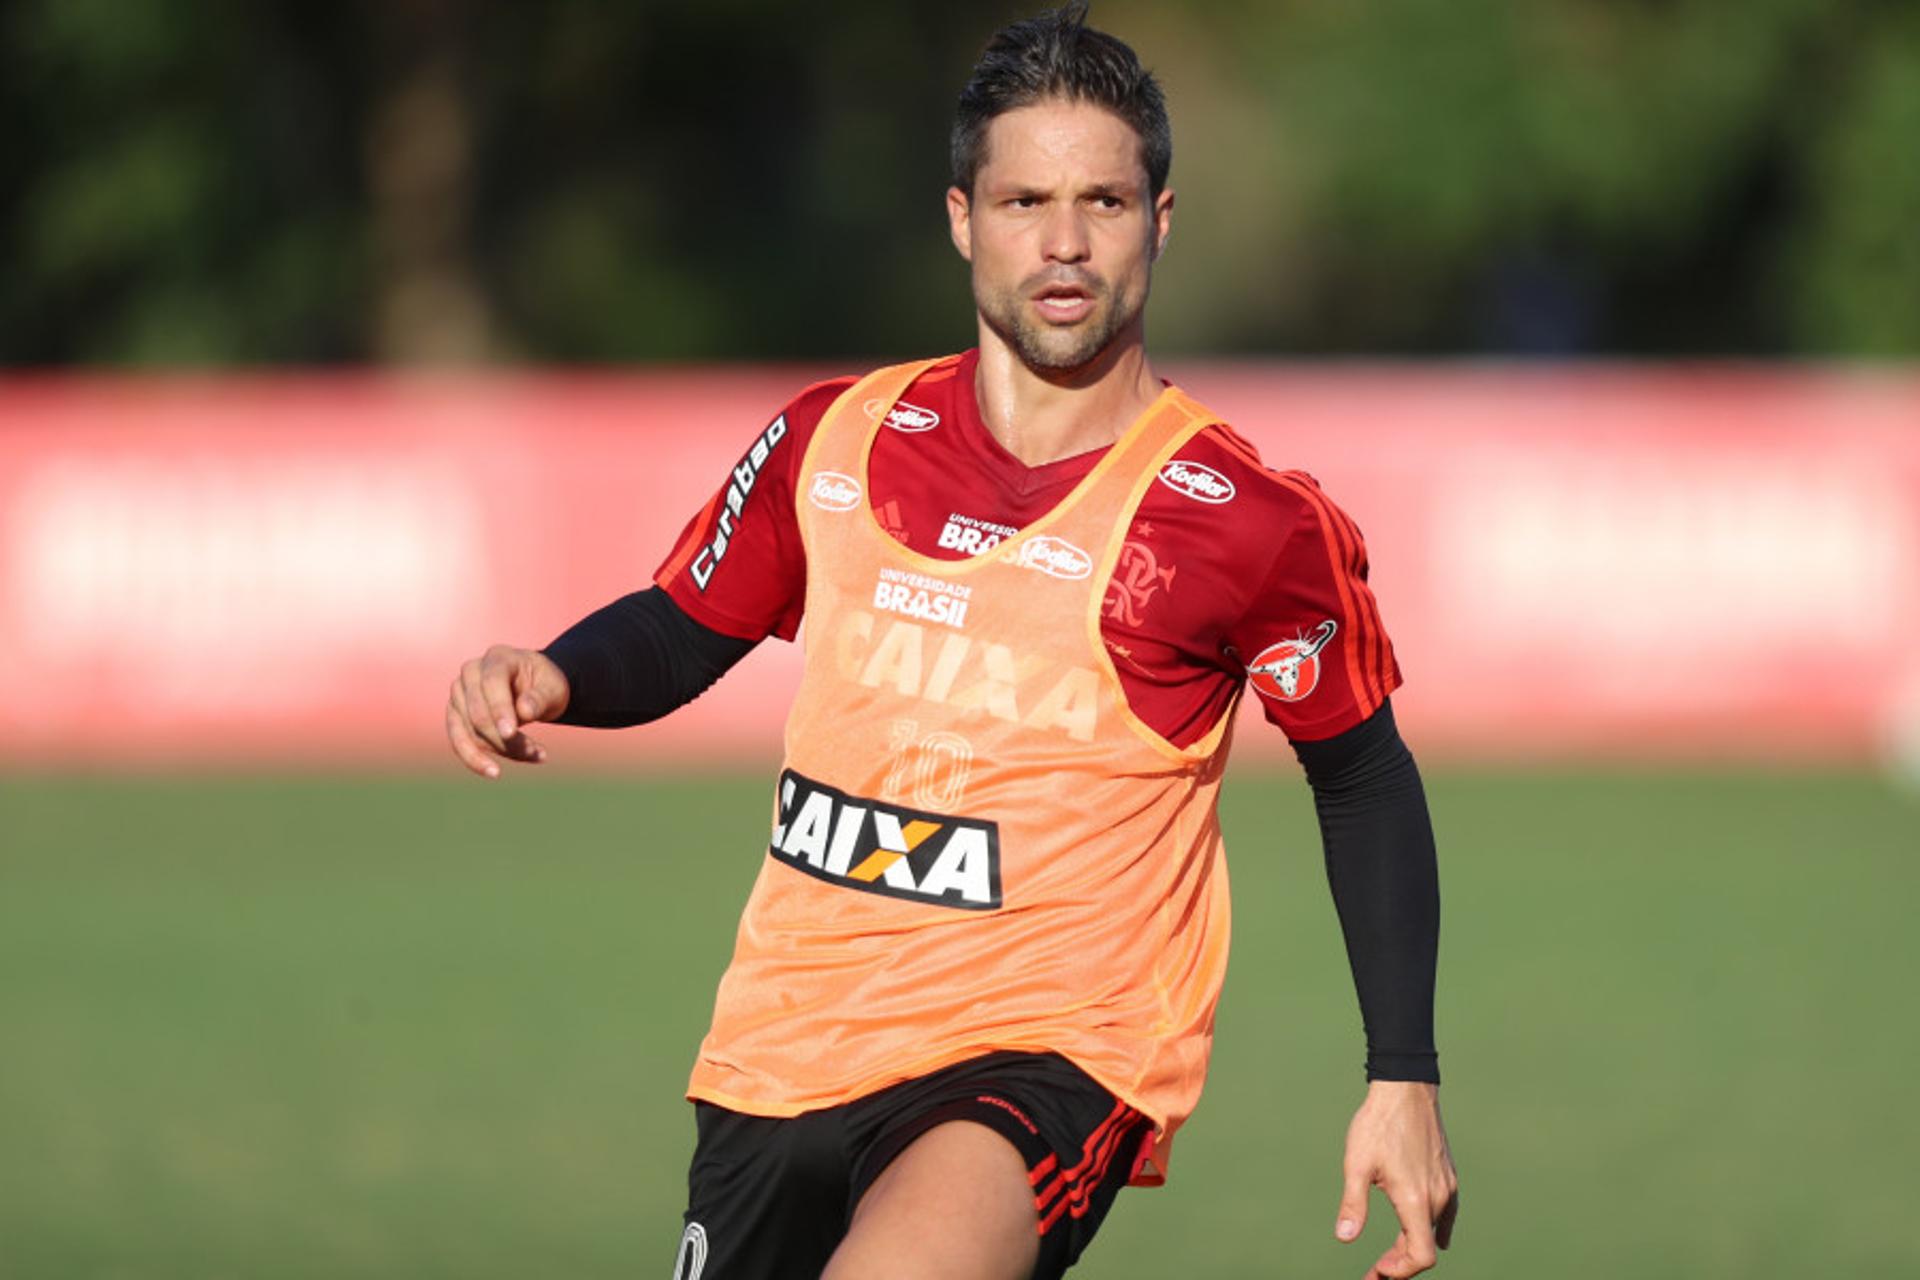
[672,1051,1154,1280]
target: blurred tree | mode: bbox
[1782,4,1920,355]
[1203,0,1920,355]
[468,0,988,361]
[1,0,371,363]
[367,0,494,363]
[0,0,1914,363]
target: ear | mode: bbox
[946,186,974,263]
[1151,186,1175,261]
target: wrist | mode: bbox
[1360,1079,1442,1120]
[1365,1050,1439,1086]
[535,649,571,718]
[1365,1079,1438,1098]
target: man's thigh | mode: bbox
[823,1119,1038,1280]
[676,1053,1151,1280]
[841,1053,1153,1279]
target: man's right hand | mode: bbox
[445,645,571,779]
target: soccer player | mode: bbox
[445,5,1457,1277]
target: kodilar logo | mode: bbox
[771,770,1001,909]
[1247,620,1338,702]
[1157,459,1236,504]
[809,470,863,512]
[864,398,941,432]
[1010,535,1092,580]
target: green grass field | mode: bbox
[3,766,1915,1279]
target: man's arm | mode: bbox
[543,587,756,728]
[444,588,755,778]
[1292,699,1458,1280]
[445,377,840,779]
[1292,698,1439,1082]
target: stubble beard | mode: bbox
[977,272,1144,376]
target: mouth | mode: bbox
[1030,285,1096,324]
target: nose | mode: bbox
[1040,203,1090,264]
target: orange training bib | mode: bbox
[687,358,1240,1182]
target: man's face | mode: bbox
[948,99,1173,376]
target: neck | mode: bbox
[971,326,1165,467]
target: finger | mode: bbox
[1436,1188,1458,1250]
[498,729,548,764]
[512,652,566,723]
[1371,1230,1440,1280]
[445,697,500,779]
[1367,1231,1406,1280]
[1385,1187,1439,1275]
[460,661,507,752]
[450,677,512,769]
[475,654,523,745]
[450,675,495,754]
[1335,1168,1369,1242]
[456,674,549,766]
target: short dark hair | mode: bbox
[951,2,1171,198]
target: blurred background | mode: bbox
[2,2,1916,1277]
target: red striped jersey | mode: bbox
[655,349,1399,744]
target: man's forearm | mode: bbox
[1291,699,1440,1083]
[541,587,756,728]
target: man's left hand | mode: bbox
[1334,1080,1458,1279]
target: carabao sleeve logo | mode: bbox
[1246,620,1338,702]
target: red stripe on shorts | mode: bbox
[1033,1101,1142,1236]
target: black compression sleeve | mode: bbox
[541,588,756,729]
[1290,699,1441,1083]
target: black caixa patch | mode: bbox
[769,769,1002,910]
